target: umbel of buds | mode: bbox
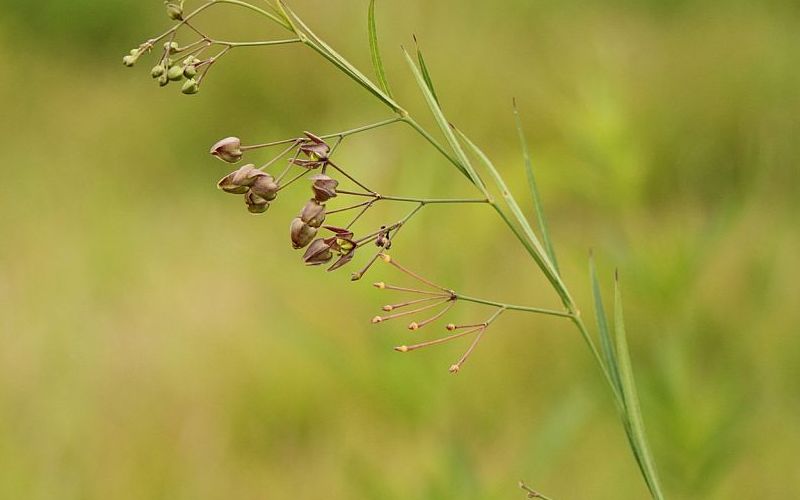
[210,137,243,163]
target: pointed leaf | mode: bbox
[514,102,558,272]
[368,0,393,97]
[614,275,665,500]
[590,255,623,404]
[414,37,439,105]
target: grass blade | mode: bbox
[589,254,623,404]
[401,49,483,187]
[413,36,439,105]
[367,0,393,98]
[614,273,665,500]
[513,101,558,272]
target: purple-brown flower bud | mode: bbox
[244,190,269,214]
[302,238,333,265]
[210,137,243,163]
[310,174,339,202]
[250,174,280,201]
[290,218,317,249]
[300,199,326,228]
[218,164,261,194]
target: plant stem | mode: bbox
[455,295,572,318]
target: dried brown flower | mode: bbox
[310,174,339,202]
[290,218,318,249]
[302,238,334,265]
[244,190,269,214]
[210,137,243,163]
[299,199,326,228]
[217,164,261,194]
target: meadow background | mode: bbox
[1,0,798,498]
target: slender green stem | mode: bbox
[456,295,572,318]
[216,38,301,47]
[214,0,292,31]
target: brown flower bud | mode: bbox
[310,174,338,202]
[210,136,243,163]
[244,190,269,214]
[250,174,280,201]
[302,238,334,265]
[218,164,261,194]
[290,218,317,249]
[299,199,326,228]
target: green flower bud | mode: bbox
[151,65,165,78]
[183,65,197,78]
[158,74,169,87]
[164,41,180,54]
[167,65,184,81]
[181,78,199,95]
[122,55,138,67]
[166,3,183,20]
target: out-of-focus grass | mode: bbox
[0,0,798,498]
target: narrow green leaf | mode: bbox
[414,36,439,105]
[614,275,665,500]
[367,0,393,98]
[590,255,623,405]
[401,49,481,185]
[514,102,558,272]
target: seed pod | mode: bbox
[290,218,317,249]
[299,199,326,228]
[164,41,180,54]
[310,174,339,202]
[151,65,165,78]
[244,190,269,214]
[218,164,260,194]
[166,3,183,20]
[167,65,184,81]
[183,65,197,78]
[181,78,199,95]
[250,174,280,201]
[210,137,243,163]
[302,238,334,265]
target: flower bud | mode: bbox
[244,190,269,214]
[310,174,339,202]
[218,164,260,194]
[183,65,197,78]
[122,54,138,67]
[151,65,165,78]
[181,78,199,95]
[164,41,180,54]
[167,65,184,81]
[250,174,280,201]
[302,238,333,265]
[158,74,169,87]
[290,218,317,249]
[299,199,326,228]
[166,3,183,20]
[210,137,243,163]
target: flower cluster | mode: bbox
[371,254,506,374]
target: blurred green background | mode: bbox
[1,0,798,498]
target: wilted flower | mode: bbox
[210,137,243,163]
[244,190,269,214]
[291,132,331,169]
[218,164,261,194]
[328,248,355,272]
[300,199,326,227]
[290,218,318,249]
[302,238,334,265]
[250,174,280,201]
[310,174,338,202]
